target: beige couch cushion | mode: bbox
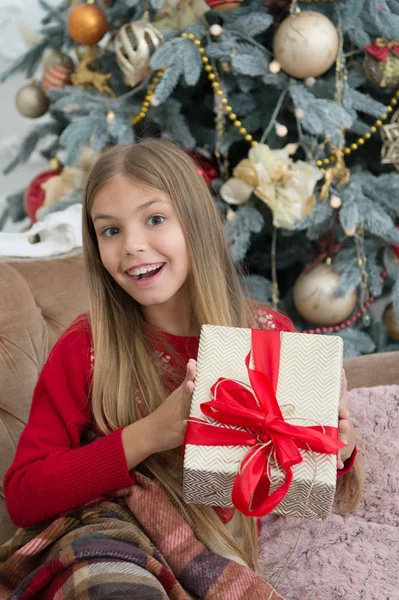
[0,254,87,544]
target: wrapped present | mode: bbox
[183,326,345,520]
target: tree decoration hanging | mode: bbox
[391,228,399,260]
[115,17,164,88]
[380,109,399,171]
[24,169,61,222]
[316,91,399,166]
[187,150,219,184]
[71,48,114,96]
[205,0,243,11]
[67,1,109,46]
[363,39,399,88]
[319,148,350,201]
[294,263,357,326]
[15,81,49,118]
[383,302,399,339]
[42,52,74,94]
[154,0,210,30]
[220,143,322,229]
[273,11,339,79]
[42,50,74,71]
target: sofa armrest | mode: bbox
[344,351,399,390]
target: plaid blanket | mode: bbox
[0,472,283,600]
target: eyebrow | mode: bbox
[92,198,165,224]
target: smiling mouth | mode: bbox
[129,263,165,280]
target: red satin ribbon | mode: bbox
[185,330,345,517]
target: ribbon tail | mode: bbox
[231,445,295,518]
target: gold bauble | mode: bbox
[115,19,163,87]
[294,263,357,326]
[382,302,399,340]
[67,3,109,46]
[273,11,339,79]
[15,82,49,118]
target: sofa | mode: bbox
[1,254,399,547]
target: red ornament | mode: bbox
[392,231,399,259]
[187,150,219,185]
[42,64,72,93]
[24,169,61,222]
[206,0,243,11]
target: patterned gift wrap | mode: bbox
[183,325,343,520]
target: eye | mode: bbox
[148,215,165,226]
[102,226,119,238]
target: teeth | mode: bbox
[128,263,163,277]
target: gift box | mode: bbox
[183,325,344,520]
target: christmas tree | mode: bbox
[1,0,399,356]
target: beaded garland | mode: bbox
[130,34,399,168]
[130,32,257,147]
[316,92,399,167]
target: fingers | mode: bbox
[181,360,196,420]
[337,453,345,470]
[185,358,196,384]
[337,412,349,469]
[341,369,348,392]
[184,359,196,394]
[339,418,350,434]
[339,372,350,419]
[185,380,195,395]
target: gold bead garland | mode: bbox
[131,68,165,125]
[316,91,399,166]
[131,31,399,161]
[130,32,258,146]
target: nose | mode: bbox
[122,228,148,256]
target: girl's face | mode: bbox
[91,175,190,315]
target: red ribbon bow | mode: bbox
[185,330,345,517]
[364,39,399,61]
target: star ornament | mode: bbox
[380,109,399,171]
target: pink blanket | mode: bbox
[260,385,399,600]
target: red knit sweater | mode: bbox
[4,309,355,528]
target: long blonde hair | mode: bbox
[82,139,259,569]
[82,139,362,571]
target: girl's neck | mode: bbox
[142,285,196,337]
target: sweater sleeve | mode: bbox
[4,317,135,528]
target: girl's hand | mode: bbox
[337,370,356,469]
[147,359,196,454]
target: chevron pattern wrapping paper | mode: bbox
[183,325,343,520]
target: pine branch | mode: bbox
[3,122,61,175]
[0,41,48,83]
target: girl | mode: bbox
[2,139,359,599]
